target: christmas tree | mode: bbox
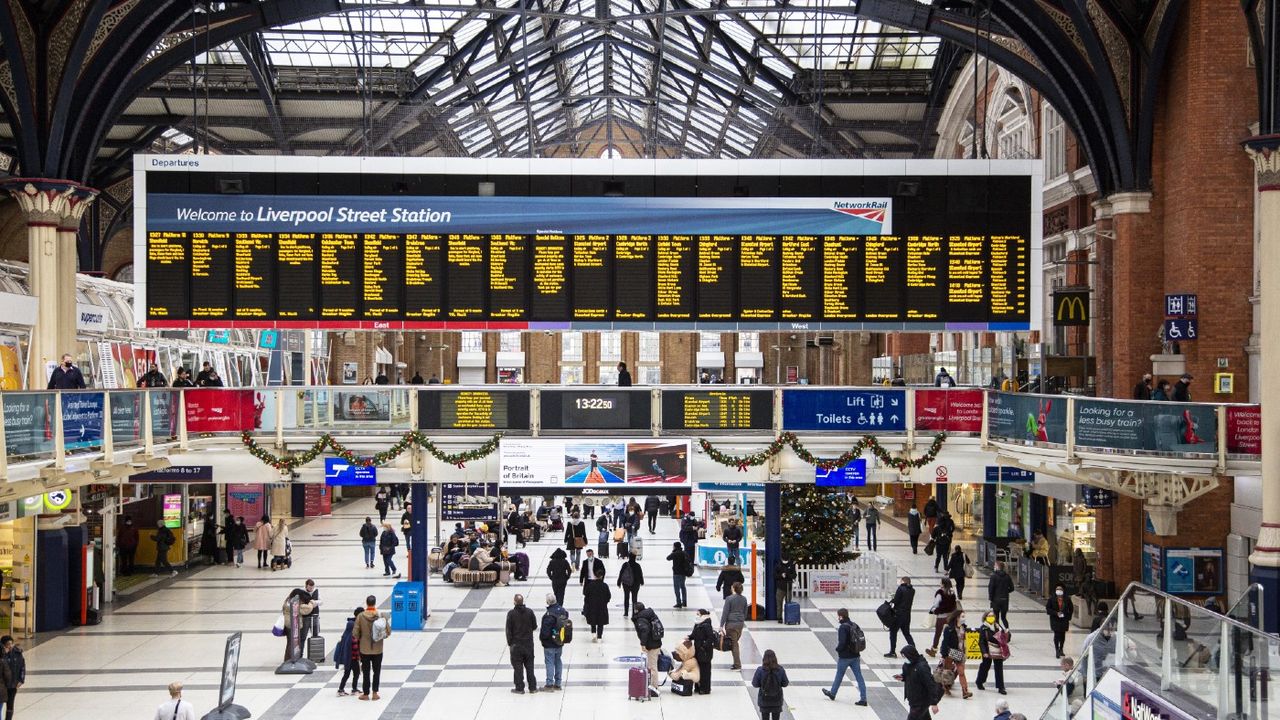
[780,485,858,565]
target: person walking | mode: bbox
[270,518,289,571]
[723,518,744,562]
[505,594,539,694]
[773,552,796,621]
[989,562,1015,628]
[359,516,378,569]
[582,570,611,642]
[940,609,972,699]
[352,595,391,701]
[644,495,660,534]
[975,612,1008,694]
[564,512,587,569]
[547,548,573,606]
[680,513,700,565]
[926,578,958,657]
[668,541,692,608]
[579,548,605,590]
[617,361,633,387]
[923,496,940,534]
[379,523,401,578]
[932,512,955,573]
[884,576,916,658]
[152,520,176,576]
[690,609,717,694]
[152,681,197,720]
[618,551,644,617]
[374,487,389,523]
[1173,373,1193,402]
[594,514,611,558]
[864,504,879,551]
[226,516,247,568]
[1047,585,1074,658]
[895,646,940,720]
[947,544,969,600]
[335,607,362,696]
[751,649,790,720]
[400,502,413,553]
[716,563,745,599]
[722,582,749,670]
[117,516,139,575]
[540,593,569,691]
[907,506,923,554]
[47,353,86,389]
[0,636,21,720]
[631,602,664,698]
[253,515,273,569]
[821,608,867,705]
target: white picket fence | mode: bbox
[795,553,898,599]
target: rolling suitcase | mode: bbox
[628,665,650,701]
[629,536,644,560]
[307,634,326,663]
[784,601,801,626]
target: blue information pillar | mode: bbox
[764,483,781,621]
[410,483,430,622]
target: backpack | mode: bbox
[370,616,389,643]
[650,615,665,642]
[619,564,634,587]
[849,622,867,654]
[760,668,783,704]
[556,612,573,645]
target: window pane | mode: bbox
[561,332,583,361]
[640,366,662,385]
[461,331,484,353]
[598,365,619,385]
[699,332,721,351]
[499,331,521,353]
[639,332,660,362]
[738,332,760,352]
[600,331,622,361]
[560,365,583,384]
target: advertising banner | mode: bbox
[815,459,867,487]
[500,438,691,493]
[332,391,391,422]
[1120,681,1194,720]
[162,493,183,528]
[1226,406,1261,455]
[2,393,54,457]
[0,334,23,390]
[985,392,1066,444]
[226,484,265,521]
[1074,399,1217,454]
[782,389,907,432]
[109,391,142,444]
[303,485,331,516]
[150,390,180,440]
[441,483,500,521]
[1163,547,1223,594]
[1142,544,1163,589]
[913,389,984,432]
[808,569,851,596]
[61,392,105,450]
[185,389,259,432]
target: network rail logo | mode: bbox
[831,199,890,226]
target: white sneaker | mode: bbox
[170,570,178,576]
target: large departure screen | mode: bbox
[136,156,1041,331]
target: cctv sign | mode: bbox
[325,457,377,486]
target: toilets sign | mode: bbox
[782,389,906,431]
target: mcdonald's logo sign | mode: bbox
[1053,291,1090,327]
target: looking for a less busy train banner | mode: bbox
[137,158,1038,331]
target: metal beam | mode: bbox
[233,34,292,153]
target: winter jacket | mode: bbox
[947,550,967,580]
[690,617,717,662]
[836,618,861,658]
[564,520,587,549]
[253,522,273,551]
[47,364,86,389]
[1047,594,1074,632]
[632,607,663,650]
[505,604,538,648]
[722,524,743,545]
[644,496,660,515]
[679,518,700,547]
[668,549,693,577]
[940,623,961,658]
[977,620,1006,657]
[352,608,391,656]
[379,529,399,555]
[715,567,745,598]
[582,578,612,626]
[923,498,939,519]
[547,549,573,585]
[334,617,359,668]
[989,569,1015,604]
[540,604,569,648]
[890,582,915,622]
[751,666,789,710]
[231,523,250,550]
[902,656,934,706]
[864,506,879,526]
[773,558,796,589]
[579,556,606,585]
[0,647,25,688]
[1173,380,1192,402]
[618,558,644,589]
[359,522,378,543]
[907,510,922,537]
[723,593,750,628]
[118,524,139,550]
[152,525,175,550]
[270,526,289,557]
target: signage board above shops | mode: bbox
[782,389,906,432]
[913,389,983,432]
[441,483,499,521]
[417,389,531,431]
[985,466,1035,484]
[133,465,214,482]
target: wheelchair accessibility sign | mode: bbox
[1163,318,1197,341]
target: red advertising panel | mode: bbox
[227,483,265,521]
[303,484,332,517]
[914,389,984,432]
[1226,405,1261,455]
[185,389,259,432]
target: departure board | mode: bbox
[417,389,531,431]
[661,389,774,430]
[139,157,1038,330]
[540,390,652,431]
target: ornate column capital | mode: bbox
[0,178,98,227]
[1245,134,1280,191]
[1105,191,1152,215]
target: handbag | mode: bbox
[924,540,936,556]
[964,555,975,578]
[933,662,956,688]
[574,536,587,549]
[272,613,286,637]
[613,528,626,541]
[947,647,966,663]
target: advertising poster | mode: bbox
[2,393,54,457]
[1164,547,1223,594]
[782,389,907,432]
[111,342,137,387]
[162,493,183,528]
[218,632,242,711]
[1074,399,1217,454]
[341,362,358,384]
[1120,681,1193,720]
[132,346,156,384]
[185,389,259,432]
[61,392,104,450]
[913,389,984,432]
[808,569,850,596]
[226,484,265,521]
[150,390,180,440]
[1226,406,1261,455]
[995,490,1025,539]
[95,342,118,388]
[303,485,331,516]
[441,483,500,521]
[109,391,142,444]
[500,438,691,492]
[986,392,1067,444]
[0,334,23,390]
[1142,544,1163,589]
[333,391,391,422]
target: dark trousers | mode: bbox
[1052,628,1067,656]
[623,586,638,616]
[5,687,14,720]
[598,541,609,558]
[889,621,915,653]
[976,657,1005,690]
[909,534,920,553]
[674,574,687,607]
[934,542,951,571]
[648,514,657,533]
[953,575,965,600]
[726,542,739,562]
[584,505,594,518]
[685,544,696,565]
[383,551,397,575]
[552,581,567,606]
[120,546,136,575]
[696,658,712,693]
[992,599,1010,628]
[908,705,931,720]
[361,653,383,695]
[865,525,877,550]
[590,623,605,639]
[156,546,173,571]
[762,710,781,720]
[258,549,269,567]
[339,660,361,692]
[511,644,537,690]
[402,530,412,553]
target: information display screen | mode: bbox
[539,389,652,431]
[138,157,1038,331]
[440,482,500,521]
[660,389,774,430]
[417,389,531,431]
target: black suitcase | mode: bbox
[307,635,326,663]
[659,500,670,515]
[671,679,693,696]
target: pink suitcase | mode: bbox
[628,665,649,701]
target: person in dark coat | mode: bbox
[989,561,1015,628]
[171,367,195,387]
[922,497,939,534]
[334,607,362,696]
[773,553,796,619]
[644,495,660,534]
[896,646,938,719]
[1133,373,1153,400]
[884,577,915,657]
[547,549,573,606]
[505,594,539,694]
[582,570,611,641]
[751,649,790,720]
[1173,373,1193,402]
[690,609,717,694]
[1,635,26,717]
[723,518,744,561]
[200,511,218,565]
[137,363,167,388]
[195,362,214,386]
[946,544,969,599]
[1153,379,1173,400]
[668,542,692,608]
[931,512,955,573]
[47,353,86,389]
[1047,585,1075,658]
[906,507,922,554]
[578,548,605,589]
[617,362,632,387]
[715,564,745,599]
[680,514,700,565]
[618,551,644,617]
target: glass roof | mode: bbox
[188,0,941,158]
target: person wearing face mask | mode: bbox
[975,612,1008,694]
[939,609,971,699]
[48,353,86,389]
[1046,585,1074,658]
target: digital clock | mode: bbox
[541,390,650,430]
[575,397,615,410]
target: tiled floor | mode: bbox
[17,499,1069,719]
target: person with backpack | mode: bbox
[975,611,1008,694]
[884,577,916,658]
[618,550,644,617]
[583,569,611,641]
[821,608,868,705]
[895,645,942,719]
[359,516,379,569]
[690,609,717,695]
[631,602,664,698]
[667,541,693,608]
[864,504,880,551]
[547,549,573,606]
[722,582,749,670]
[923,496,940,534]
[989,562,1015,628]
[505,594,539,694]
[540,593,570,691]
[379,522,401,578]
[334,607,362,696]
[773,552,796,622]
[152,520,176,576]
[352,594,391,701]
[751,649,790,720]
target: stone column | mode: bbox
[1245,138,1280,633]
[0,180,98,388]
[1105,192,1157,398]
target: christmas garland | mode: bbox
[699,431,947,474]
[240,431,502,471]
